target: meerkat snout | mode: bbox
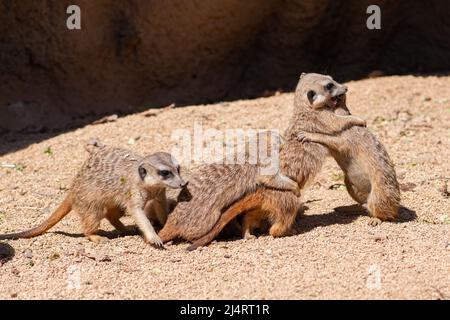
[139,152,186,189]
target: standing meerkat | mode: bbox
[157,130,303,243]
[297,105,400,224]
[0,147,186,247]
[187,73,368,250]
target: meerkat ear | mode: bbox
[307,90,316,104]
[138,165,147,180]
[300,72,306,79]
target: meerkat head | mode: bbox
[138,152,187,189]
[295,73,348,110]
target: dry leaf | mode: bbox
[92,114,118,125]
[400,182,417,192]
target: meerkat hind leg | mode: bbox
[105,207,135,236]
[80,210,105,243]
[241,210,262,239]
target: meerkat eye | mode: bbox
[158,170,172,178]
[307,90,316,102]
[138,166,147,180]
[325,83,334,91]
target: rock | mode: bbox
[92,114,118,125]
[2,2,450,132]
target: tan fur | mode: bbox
[0,147,186,247]
[187,188,302,251]
[166,73,366,248]
[158,131,302,243]
[298,105,401,222]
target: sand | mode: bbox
[0,75,449,299]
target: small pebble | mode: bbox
[24,249,33,259]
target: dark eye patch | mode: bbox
[158,170,172,178]
[307,90,316,102]
[325,83,334,91]
[138,166,147,180]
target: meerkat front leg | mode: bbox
[129,197,164,247]
[258,171,301,196]
[149,192,169,226]
[319,112,367,133]
[298,131,346,153]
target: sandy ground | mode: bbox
[0,75,449,300]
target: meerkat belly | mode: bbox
[335,154,372,202]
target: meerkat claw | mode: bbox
[146,234,165,248]
[368,217,382,226]
[297,132,308,143]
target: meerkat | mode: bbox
[161,73,366,248]
[157,130,303,243]
[297,106,400,225]
[85,140,173,229]
[187,73,368,250]
[0,146,186,247]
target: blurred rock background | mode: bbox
[1,0,449,132]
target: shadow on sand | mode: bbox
[0,242,15,265]
[31,205,416,245]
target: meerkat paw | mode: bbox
[368,217,382,226]
[87,234,107,243]
[145,233,165,248]
[297,131,311,143]
[356,118,367,127]
[243,233,256,240]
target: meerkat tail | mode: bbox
[187,194,261,251]
[0,196,72,240]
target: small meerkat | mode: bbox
[0,147,186,247]
[158,131,302,244]
[187,73,368,250]
[297,101,400,224]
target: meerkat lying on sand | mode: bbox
[157,130,303,243]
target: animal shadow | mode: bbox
[53,226,140,240]
[0,242,15,265]
[293,207,360,235]
[293,204,417,235]
[397,206,417,222]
